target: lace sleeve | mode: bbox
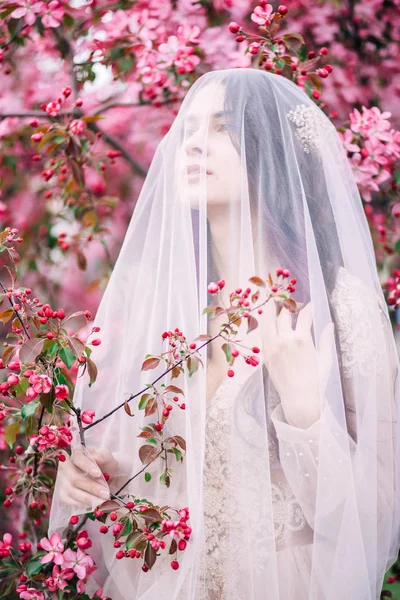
[269,267,399,543]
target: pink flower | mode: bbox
[11,0,44,26]
[55,384,69,400]
[76,530,92,551]
[39,533,64,565]
[45,101,61,117]
[30,425,72,452]
[69,120,85,136]
[81,410,95,424]
[0,532,12,557]
[251,4,275,26]
[25,387,39,400]
[41,0,65,28]
[62,548,95,580]
[45,564,74,592]
[19,588,45,600]
[350,106,392,142]
[207,282,219,294]
[338,129,361,154]
[29,374,52,394]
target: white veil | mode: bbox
[49,68,400,600]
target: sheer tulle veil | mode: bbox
[49,68,400,600]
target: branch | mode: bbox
[84,295,272,431]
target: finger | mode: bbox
[72,448,102,477]
[64,486,108,509]
[72,474,110,500]
[87,447,112,470]
[276,306,293,335]
[295,302,313,337]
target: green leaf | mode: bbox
[5,421,20,448]
[144,472,152,482]
[126,531,145,550]
[21,400,40,419]
[221,342,232,362]
[26,558,44,576]
[138,393,152,410]
[147,438,158,445]
[120,518,133,537]
[59,346,76,369]
[170,447,183,462]
[395,239,400,253]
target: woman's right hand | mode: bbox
[58,446,115,508]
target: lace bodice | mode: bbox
[197,380,311,600]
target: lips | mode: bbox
[186,164,212,176]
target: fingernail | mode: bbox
[100,490,109,499]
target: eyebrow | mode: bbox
[186,110,234,123]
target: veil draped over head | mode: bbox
[50,69,400,600]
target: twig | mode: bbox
[84,295,272,431]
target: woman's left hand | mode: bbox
[260,300,335,429]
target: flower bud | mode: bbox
[228,22,240,33]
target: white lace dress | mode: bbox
[195,266,388,600]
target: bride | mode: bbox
[49,68,400,599]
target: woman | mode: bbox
[50,68,400,599]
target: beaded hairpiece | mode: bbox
[286,103,330,154]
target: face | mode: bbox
[176,82,243,211]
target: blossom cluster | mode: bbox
[339,106,400,203]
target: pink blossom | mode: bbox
[45,101,61,117]
[19,588,45,600]
[39,533,64,565]
[28,374,52,394]
[69,120,85,136]
[41,1,65,28]
[0,532,12,557]
[30,425,73,452]
[55,384,69,400]
[45,564,74,592]
[81,409,95,424]
[350,106,392,142]
[11,0,44,26]
[62,547,95,580]
[338,129,361,154]
[76,530,92,550]
[251,4,275,26]
[25,386,39,400]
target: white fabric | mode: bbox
[49,68,400,599]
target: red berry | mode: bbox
[116,550,125,559]
[4,499,12,507]
[69,515,79,525]
[180,403,186,410]
[252,346,260,354]
[227,369,235,378]
[99,526,108,534]
[15,445,24,455]
[178,540,187,551]
[126,501,135,509]
[110,512,118,521]
[189,343,196,350]
[155,423,163,431]
[142,564,149,572]
[171,560,179,570]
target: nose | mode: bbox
[183,127,208,159]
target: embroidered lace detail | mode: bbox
[196,379,307,599]
[331,266,383,378]
[287,104,331,154]
[272,480,307,547]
